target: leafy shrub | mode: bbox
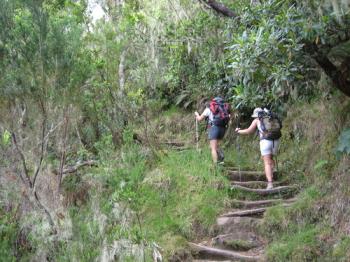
[0,210,18,261]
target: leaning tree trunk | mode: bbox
[313,53,350,97]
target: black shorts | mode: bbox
[208,125,226,140]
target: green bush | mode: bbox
[0,210,18,262]
[266,225,321,261]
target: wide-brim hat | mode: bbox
[251,107,263,118]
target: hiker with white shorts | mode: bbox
[235,108,282,189]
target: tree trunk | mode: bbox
[118,49,126,98]
[314,54,350,97]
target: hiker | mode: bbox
[235,108,281,189]
[195,97,230,164]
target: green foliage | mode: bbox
[139,150,229,245]
[330,236,350,261]
[2,130,11,146]
[262,186,322,237]
[0,210,17,261]
[0,0,349,260]
[163,7,228,106]
[266,225,321,261]
[96,143,230,257]
[225,0,350,109]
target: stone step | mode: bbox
[214,217,262,236]
[231,184,297,196]
[212,233,263,251]
[230,198,297,209]
[189,242,262,261]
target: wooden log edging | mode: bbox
[231,185,297,195]
[221,203,293,217]
[231,181,283,187]
[231,198,297,208]
[227,170,281,181]
[220,208,267,217]
[55,160,98,175]
[228,170,265,176]
[189,242,261,261]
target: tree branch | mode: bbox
[199,0,237,18]
[33,191,56,233]
[32,115,47,187]
[315,54,350,96]
[58,111,69,193]
[304,42,350,97]
[55,160,98,175]
[11,132,32,188]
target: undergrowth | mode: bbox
[0,209,18,261]
[53,125,231,260]
[256,96,350,261]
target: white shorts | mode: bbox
[259,139,279,156]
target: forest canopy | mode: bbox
[0,0,350,261]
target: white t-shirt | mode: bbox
[202,107,214,122]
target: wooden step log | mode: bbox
[228,170,265,176]
[172,146,191,151]
[189,242,261,261]
[163,141,186,147]
[220,208,267,217]
[231,180,283,188]
[227,170,281,181]
[222,163,240,169]
[231,184,297,196]
[230,198,297,209]
[191,259,232,262]
[220,203,293,218]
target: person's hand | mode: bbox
[195,111,199,118]
[235,127,241,133]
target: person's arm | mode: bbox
[235,119,258,135]
[195,108,209,122]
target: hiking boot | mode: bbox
[217,149,224,162]
[266,182,273,190]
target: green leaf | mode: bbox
[2,130,11,146]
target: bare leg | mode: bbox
[209,140,218,163]
[262,154,274,182]
[217,142,224,162]
[271,155,275,173]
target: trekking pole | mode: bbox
[235,112,242,181]
[195,118,199,152]
[237,133,242,182]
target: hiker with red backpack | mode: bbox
[195,97,230,164]
[235,108,282,189]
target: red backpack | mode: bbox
[209,97,230,127]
